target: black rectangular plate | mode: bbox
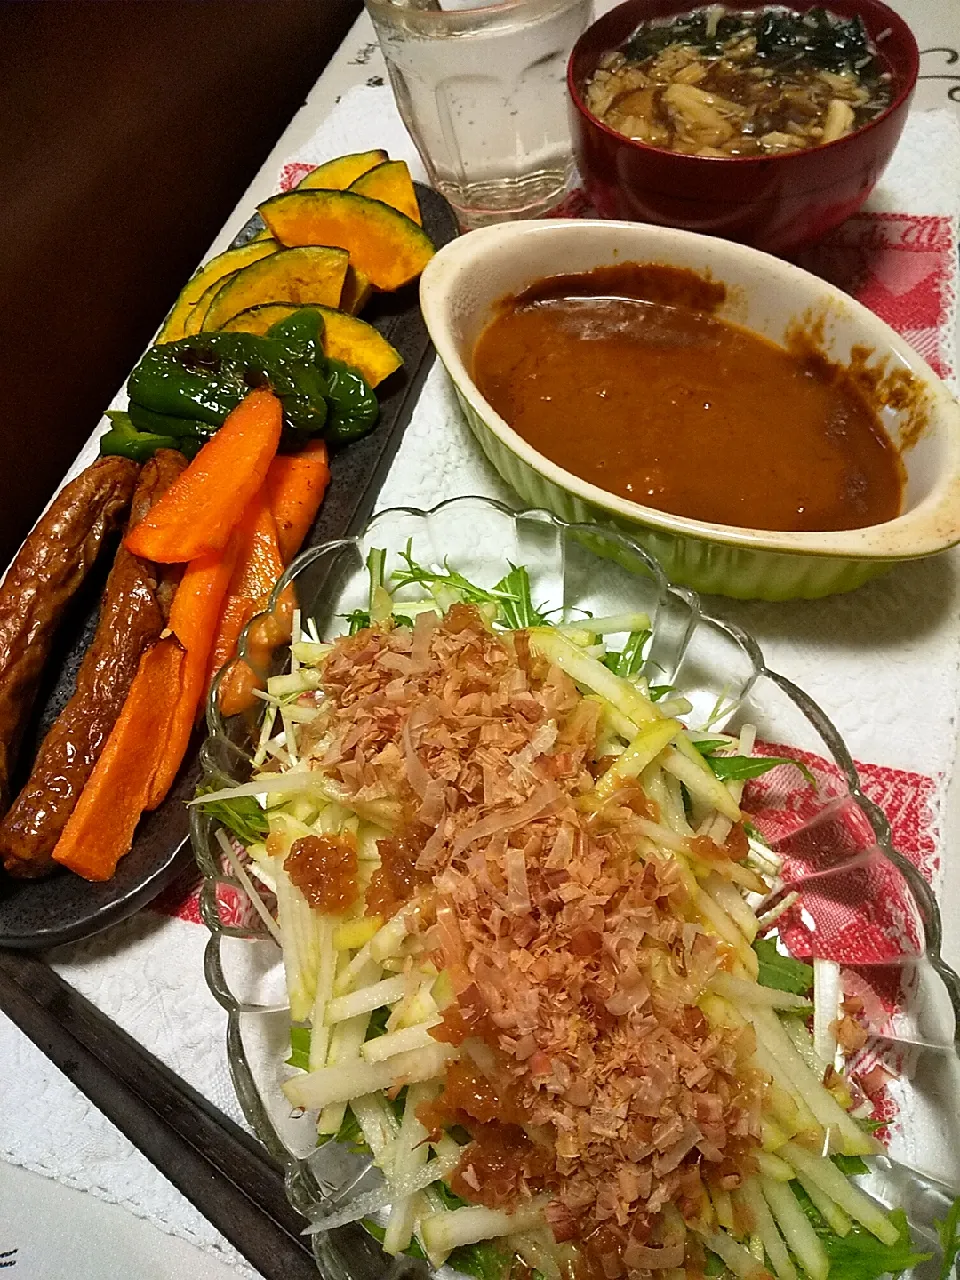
[0,182,459,949]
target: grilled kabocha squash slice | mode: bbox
[184,277,234,336]
[349,160,421,226]
[296,149,388,191]
[258,190,434,291]
[201,246,350,331]
[219,304,402,387]
[157,240,278,342]
[247,152,391,242]
[340,266,372,315]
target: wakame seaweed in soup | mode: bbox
[584,5,893,157]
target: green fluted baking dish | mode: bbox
[418,219,960,601]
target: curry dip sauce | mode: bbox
[472,265,903,532]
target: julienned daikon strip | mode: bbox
[634,815,693,854]
[214,830,282,945]
[703,873,760,943]
[754,1150,795,1182]
[290,608,301,673]
[267,668,323,698]
[785,1017,827,1077]
[696,888,745,949]
[796,1170,853,1236]
[361,1020,442,1063]
[382,1082,435,1255]
[750,1038,822,1135]
[325,974,407,1024]
[661,743,742,822]
[692,1226,767,1280]
[757,890,800,931]
[696,890,758,973]
[718,723,757,831]
[641,763,690,836]
[371,909,416,961]
[657,695,694,718]
[301,1149,459,1236]
[272,860,321,1022]
[528,628,661,726]
[711,971,812,1012]
[335,908,412,994]
[291,639,331,665]
[709,1183,735,1231]
[511,1230,565,1280]
[722,861,769,895]
[280,704,300,765]
[780,1141,900,1243]
[277,702,321,724]
[738,1178,796,1280]
[749,1007,878,1155]
[421,1203,545,1255]
[556,611,651,638]
[316,1008,373,1135]
[598,698,642,743]
[246,843,277,894]
[760,1175,829,1280]
[190,769,335,805]
[333,917,380,951]
[350,1091,399,1162]
[395,981,438,1030]
[252,702,278,768]
[813,957,843,1068]
[283,1041,456,1109]
[594,718,684,800]
[308,918,337,1070]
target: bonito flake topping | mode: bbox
[201,564,909,1280]
[308,604,765,1269]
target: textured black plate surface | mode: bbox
[0,182,458,949]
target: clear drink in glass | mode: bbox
[365,0,593,229]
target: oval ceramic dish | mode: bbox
[192,498,960,1279]
[418,219,960,601]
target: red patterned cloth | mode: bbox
[798,212,957,382]
[743,747,932,965]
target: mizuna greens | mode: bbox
[196,552,940,1280]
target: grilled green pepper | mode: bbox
[127,401,217,442]
[107,306,378,463]
[128,333,277,427]
[325,358,379,442]
[99,411,205,462]
[257,310,330,438]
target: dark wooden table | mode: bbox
[0,0,361,567]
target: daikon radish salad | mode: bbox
[195,549,935,1280]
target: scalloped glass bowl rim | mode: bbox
[417,220,960,562]
[193,496,960,1266]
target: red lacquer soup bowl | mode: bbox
[567,0,919,256]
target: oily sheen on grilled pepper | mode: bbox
[102,310,378,462]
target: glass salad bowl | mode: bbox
[190,496,960,1279]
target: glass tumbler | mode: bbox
[365,0,594,230]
